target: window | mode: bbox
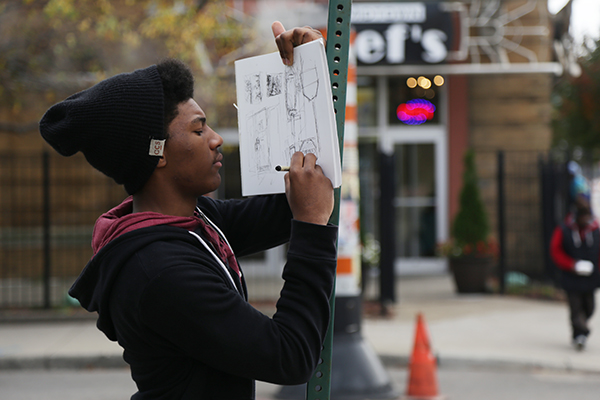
[388,76,442,126]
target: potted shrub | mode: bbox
[439,149,498,293]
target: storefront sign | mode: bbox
[351,2,458,66]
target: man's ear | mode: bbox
[156,155,167,169]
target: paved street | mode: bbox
[3,274,600,399]
[2,365,600,400]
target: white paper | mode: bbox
[235,39,342,196]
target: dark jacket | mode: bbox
[69,194,338,399]
[550,221,600,293]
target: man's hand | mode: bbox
[272,21,324,66]
[285,152,334,226]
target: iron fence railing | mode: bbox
[0,149,576,310]
[0,151,126,309]
[0,151,287,310]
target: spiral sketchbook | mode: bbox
[234,39,342,196]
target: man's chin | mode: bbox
[210,177,222,193]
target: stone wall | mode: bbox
[468,71,554,276]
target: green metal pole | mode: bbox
[305,1,352,399]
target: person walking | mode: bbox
[550,197,600,350]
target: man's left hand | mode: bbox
[272,21,324,66]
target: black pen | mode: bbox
[275,165,290,172]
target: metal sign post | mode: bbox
[305,1,352,400]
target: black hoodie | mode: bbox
[69,194,337,399]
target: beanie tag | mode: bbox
[149,139,166,157]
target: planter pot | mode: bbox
[449,255,495,293]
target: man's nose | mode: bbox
[209,127,223,147]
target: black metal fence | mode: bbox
[0,149,578,310]
[0,151,127,309]
[495,150,582,288]
[539,153,578,286]
[0,151,286,311]
[496,151,547,281]
[492,150,573,288]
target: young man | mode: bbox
[550,197,600,351]
[39,23,338,399]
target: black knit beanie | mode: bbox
[39,65,165,195]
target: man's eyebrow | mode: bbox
[191,116,206,126]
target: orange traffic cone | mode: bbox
[404,313,444,400]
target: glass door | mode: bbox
[395,143,436,258]
[358,74,448,274]
[384,132,447,274]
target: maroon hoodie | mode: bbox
[92,196,240,277]
[92,196,202,255]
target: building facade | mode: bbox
[0,1,573,308]
[349,0,566,276]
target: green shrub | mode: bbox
[451,149,491,252]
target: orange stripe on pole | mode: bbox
[337,257,353,274]
[347,68,357,84]
[347,30,356,85]
[345,104,357,122]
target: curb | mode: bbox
[0,311,96,325]
[378,354,600,375]
[0,355,126,371]
[4,352,600,375]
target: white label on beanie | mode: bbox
[149,139,165,157]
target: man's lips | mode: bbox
[214,153,223,166]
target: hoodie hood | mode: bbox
[70,225,205,341]
[92,196,202,255]
[72,197,205,340]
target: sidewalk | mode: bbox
[365,274,600,374]
[1,273,599,375]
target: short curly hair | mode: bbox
[156,58,195,136]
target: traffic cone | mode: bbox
[404,313,444,400]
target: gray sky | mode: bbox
[549,0,600,44]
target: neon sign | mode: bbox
[396,99,436,125]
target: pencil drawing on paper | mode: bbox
[245,73,262,104]
[248,106,277,175]
[284,56,320,161]
[242,52,321,182]
[235,39,341,196]
[266,73,282,97]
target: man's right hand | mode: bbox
[285,152,334,226]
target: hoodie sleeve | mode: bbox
[197,194,293,257]
[550,226,576,271]
[137,220,337,385]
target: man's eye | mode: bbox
[195,130,203,135]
